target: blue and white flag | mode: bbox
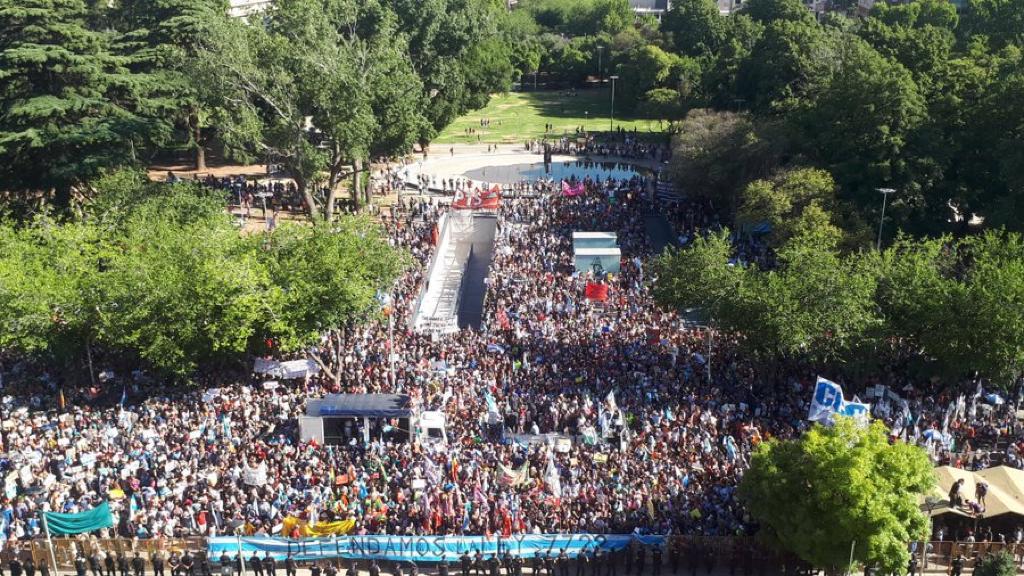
[808,377,845,423]
[839,397,871,423]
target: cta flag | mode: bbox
[808,377,871,425]
[808,377,845,423]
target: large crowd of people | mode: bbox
[0,155,1019,560]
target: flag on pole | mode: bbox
[544,452,562,498]
[808,377,844,423]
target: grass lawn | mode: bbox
[433,88,666,145]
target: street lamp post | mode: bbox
[597,46,604,82]
[609,75,619,133]
[876,187,896,250]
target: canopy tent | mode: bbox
[928,466,1024,518]
[306,394,411,418]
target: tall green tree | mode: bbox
[113,0,228,170]
[795,36,927,219]
[662,0,726,59]
[668,109,780,213]
[259,217,408,387]
[0,0,167,210]
[739,418,934,574]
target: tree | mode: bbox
[196,0,426,220]
[113,0,229,170]
[393,0,513,143]
[0,215,103,377]
[741,0,815,25]
[962,0,1024,49]
[739,418,934,574]
[613,45,683,114]
[638,88,684,126]
[736,168,845,248]
[974,551,1017,576]
[0,0,166,211]
[662,0,726,59]
[259,217,408,388]
[795,36,927,218]
[738,19,839,113]
[653,225,881,361]
[859,0,958,89]
[668,109,780,213]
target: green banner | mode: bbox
[44,501,114,535]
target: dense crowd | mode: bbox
[0,166,1019,552]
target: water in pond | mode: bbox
[462,160,643,184]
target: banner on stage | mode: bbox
[208,534,646,562]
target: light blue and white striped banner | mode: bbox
[209,534,657,563]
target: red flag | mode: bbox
[431,224,439,245]
[585,282,608,301]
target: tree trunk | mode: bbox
[190,111,206,172]
[351,158,363,209]
[194,142,206,172]
[296,175,320,221]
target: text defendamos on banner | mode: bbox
[208,534,647,562]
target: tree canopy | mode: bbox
[739,418,934,573]
[0,171,407,380]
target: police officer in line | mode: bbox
[118,553,131,576]
[264,553,276,576]
[285,555,297,576]
[23,556,35,576]
[152,551,166,576]
[438,555,449,576]
[369,560,381,576]
[249,553,263,576]
[103,552,116,576]
[131,553,144,576]
[74,554,86,576]
[652,546,663,576]
[347,562,358,576]
[557,550,569,576]
[90,551,104,576]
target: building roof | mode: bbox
[305,394,411,418]
[929,466,1024,518]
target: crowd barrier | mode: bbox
[0,538,205,571]
[17,537,1024,573]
